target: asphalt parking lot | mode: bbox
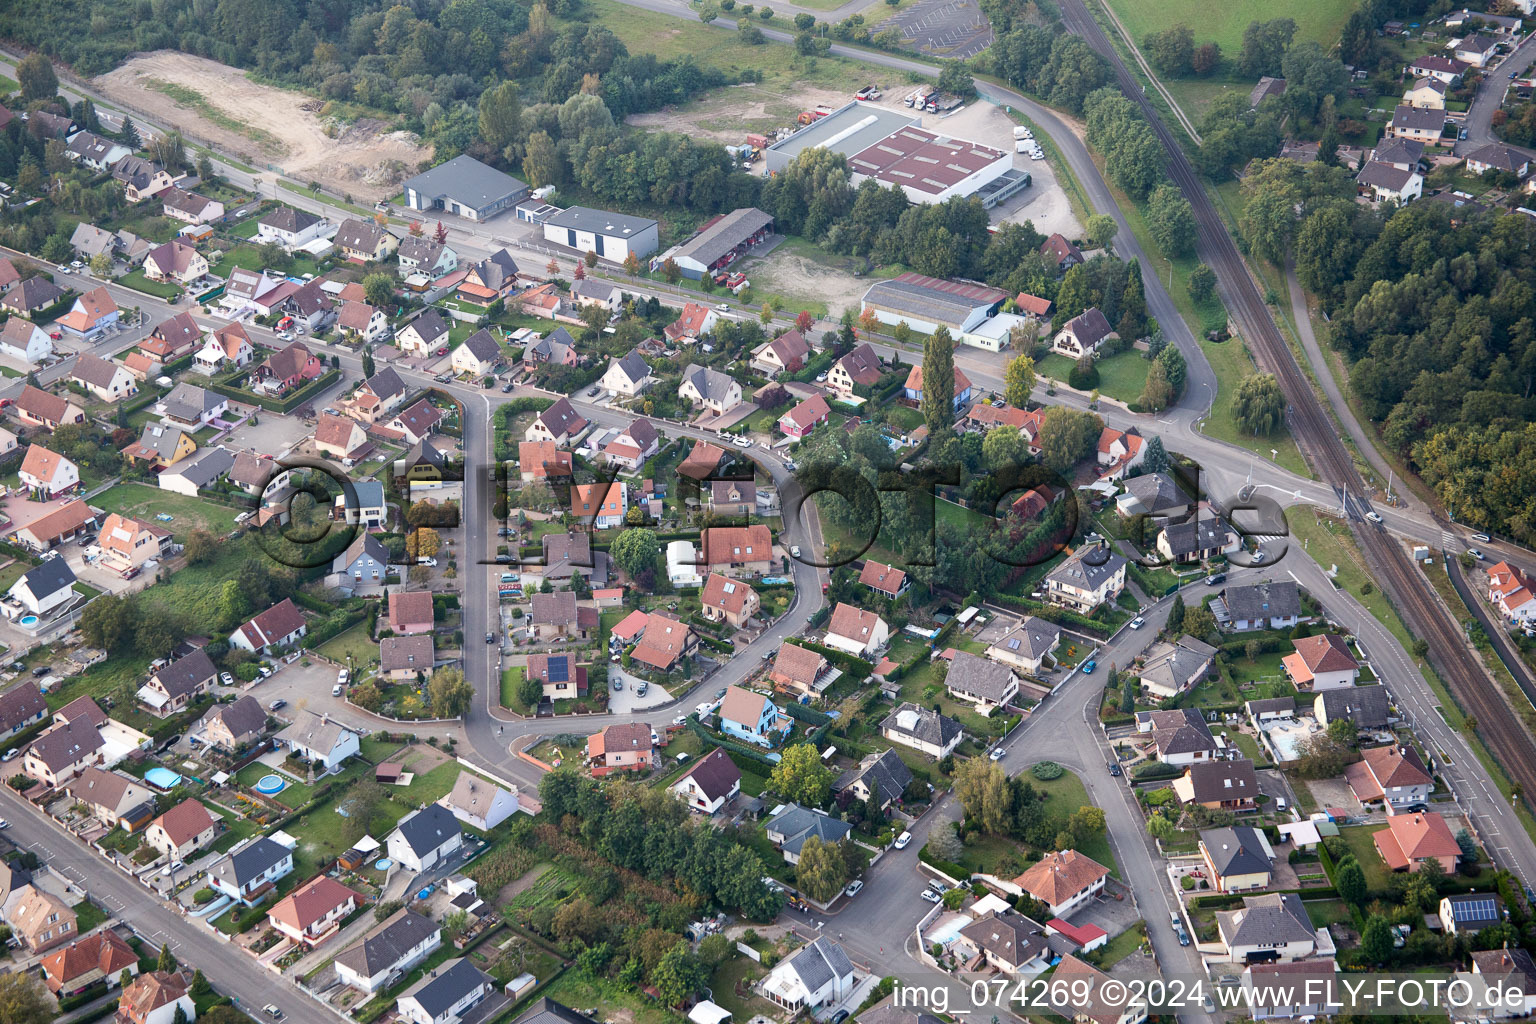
[886,0,994,59]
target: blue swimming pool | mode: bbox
[254,774,286,795]
[144,767,181,789]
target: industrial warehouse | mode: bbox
[652,207,776,280]
[764,101,1030,207]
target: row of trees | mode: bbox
[952,757,1108,852]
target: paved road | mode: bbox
[0,782,329,1024]
[1457,31,1536,158]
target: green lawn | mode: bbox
[1096,922,1147,968]
[1028,765,1121,878]
[540,971,680,1024]
[1101,0,1358,58]
[1197,332,1310,479]
[501,666,530,713]
[92,484,239,541]
[73,900,108,933]
[1335,823,1394,893]
[1039,351,1150,405]
[118,269,182,299]
[235,761,316,809]
[316,624,381,675]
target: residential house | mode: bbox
[40,930,139,996]
[1346,743,1432,810]
[197,695,268,752]
[1096,428,1146,480]
[1387,105,1447,144]
[769,644,830,700]
[279,280,336,331]
[1215,893,1317,964]
[219,268,293,318]
[824,602,889,658]
[1314,685,1391,731]
[276,711,360,770]
[1403,77,1448,109]
[387,399,442,446]
[161,188,224,225]
[0,276,63,316]
[379,636,434,681]
[1357,160,1424,204]
[1454,33,1498,66]
[859,560,909,601]
[112,156,175,201]
[986,616,1061,675]
[335,910,441,995]
[396,959,495,1024]
[0,317,52,362]
[19,444,79,497]
[600,351,654,396]
[334,219,399,262]
[529,591,583,641]
[1049,955,1147,1024]
[269,876,362,948]
[1466,143,1531,178]
[1469,948,1536,1019]
[1199,826,1274,892]
[117,971,194,1024]
[700,525,775,576]
[63,767,155,832]
[142,241,207,285]
[903,364,973,414]
[68,356,139,405]
[396,310,451,356]
[764,805,854,865]
[881,702,962,758]
[457,250,521,305]
[525,397,588,445]
[752,329,812,376]
[348,367,409,424]
[156,382,227,429]
[23,718,103,787]
[1136,635,1217,699]
[206,836,294,906]
[1044,546,1127,614]
[629,612,696,672]
[664,303,720,345]
[602,418,660,471]
[397,238,458,277]
[671,748,741,814]
[525,326,578,367]
[833,748,911,813]
[0,681,47,739]
[53,287,118,342]
[570,278,621,311]
[700,573,761,628]
[11,888,76,953]
[144,799,218,861]
[1372,811,1460,873]
[1172,759,1260,811]
[14,499,96,552]
[760,938,856,1012]
[1487,561,1536,625]
[1115,471,1192,519]
[256,207,328,249]
[334,533,391,589]
[1135,708,1219,766]
[13,385,85,430]
[120,423,195,468]
[3,560,76,621]
[571,481,627,528]
[157,446,234,498]
[387,804,463,873]
[228,451,284,499]
[1407,54,1470,84]
[1013,850,1110,918]
[254,342,323,393]
[1281,634,1359,691]
[718,686,792,747]
[0,426,20,461]
[192,323,255,374]
[957,911,1051,975]
[140,313,204,364]
[946,650,1020,713]
[780,395,831,439]
[586,722,655,776]
[1220,581,1302,631]
[1052,307,1117,358]
[1040,233,1084,272]
[827,343,884,398]
[137,647,216,720]
[452,329,502,377]
[314,413,369,462]
[439,771,519,831]
[1439,893,1503,935]
[389,591,436,635]
[540,532,609,585]
[707,478,756,516]
[69,222,117,261]
[679,363,743,415]
[1240,958,1340,1020]
[64,131,131,171]
[338,301,391,345]
[678,440,727,480]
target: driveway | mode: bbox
[218,414,315,459]
[606,667,674,713]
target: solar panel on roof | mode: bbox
[548,657,569,683]
[1452,896,1499,919]
[1007,638,1021,650]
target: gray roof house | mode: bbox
[1215,893,1316,962]
[987,616,1061,673]
[881,702,963,758]
[945,650,1020,711]
[762,937,856,1010]
[1313,685,1391,730]
[1136,635,1217,699]
[70,223,117,259]
[387,804,463,873]
[1116,472,1192,518]
[764,803,854,863]
[833,748,912,811]
[333,533,390,588]
[1200,826,1273,888]
[1218,581,1302,631]
[680,363,741,410]
[207,836,294,903]
[958,910,1050,973]
[335,910,441,994]
[401,154,528,222]
[1157,513,1237,563]
[396,957,495,1024]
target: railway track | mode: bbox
[1054,0,1536,806]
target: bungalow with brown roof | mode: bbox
[1012,849,1109,918]
[268,876,362,947]
[389,590,436,635]
[380,635,435,681]
[587,721,655,776]
[41,929,138,995]
[144,799,218,860]
[700,572,761,628]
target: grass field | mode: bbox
[93,484,239,541]
[1030,765,1121,878]
[118,269,183,299]
[1100,0,1358,60]
[1039,351,1150,406]
[316,623,380,673]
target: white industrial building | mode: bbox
[861,272,1007,335]
[541,206,659,262]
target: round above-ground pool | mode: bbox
[18,615,37,627]
[375,858,393,870]
[144,767,181,789]
[254,774,286,795]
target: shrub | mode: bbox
[193,888,216,905]
[1031,761,1064,780]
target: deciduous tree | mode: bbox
[1232,372,1286,436]
[769,743,834,806]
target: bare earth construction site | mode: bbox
[92,52,429,201]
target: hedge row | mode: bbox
[1131,761,1183,781]
[209,368,341,414]
[917,843,967,881]
[990,592,1111,637]
[785,638,873,679]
